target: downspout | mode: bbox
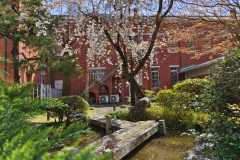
[5,39,7,81]
[178,41,182,81]
[148,61,150,90]
[178,41,182,70]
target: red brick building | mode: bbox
[0,18,222,103]
[50,20,221,103]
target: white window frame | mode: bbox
[40,70,45,84]
[203,31,212,51]
[170,67,178,87]
[89,67,106,82]
[151,67,160,90]
[168,33,177,53]
[184,30,194,52]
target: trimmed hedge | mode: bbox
[58,95,89,121]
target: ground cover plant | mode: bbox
[0,81,110,160]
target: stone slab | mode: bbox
[86,118,159,160]
[64,117,161,160]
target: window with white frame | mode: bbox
[90,68,105,82]
[203,31,212,51]
[187,39,194,51]
[168,33,176,52]
[151,68,160,89]
[185,30,194,51]
[41,70,45,84]
[170,67,178,87]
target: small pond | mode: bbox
[48,125,106,153]
[122,130,195,160]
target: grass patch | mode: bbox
[28,113,59,123]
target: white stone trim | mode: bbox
[169,65,179,68]
[89,67,106,70]
[151,66,160,68]
[168,51,178,53]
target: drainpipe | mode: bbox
[178,41,182,70]
[148,61,150,90]
[178,41,182,81]
[5,39,7,81]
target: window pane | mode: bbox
[151,68,159,89]
[170,67,178,87]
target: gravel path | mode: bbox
[90,102,130,118]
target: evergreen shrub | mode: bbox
[58,95,89,121]
[0,82,110,159]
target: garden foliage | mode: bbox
[0,82,110,160]
[154,78,209,111]
[105,103,208,130]
[203,48,240,159]
[58,95,89,121]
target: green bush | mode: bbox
[154,79,209,111]
[41,98,69,122]
[173,78,210,95]
[105,103,209,130]
[145,90,156,100]
[0,81,35,102]
[58,95,89,121]
[145,103,209,130]
[153,89,192,109]
[203,48,240,159]
[154,90,175,108]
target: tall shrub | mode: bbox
[204,47,240,159]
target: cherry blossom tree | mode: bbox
[46,0,174,101]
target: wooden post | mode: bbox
[158,120,166,136]
[47,112,50,121]
[106,115,112,134]
[113,105,116,111]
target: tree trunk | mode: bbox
[126,75,145,100]
[11,38,20,84]
[62,72,71,96]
